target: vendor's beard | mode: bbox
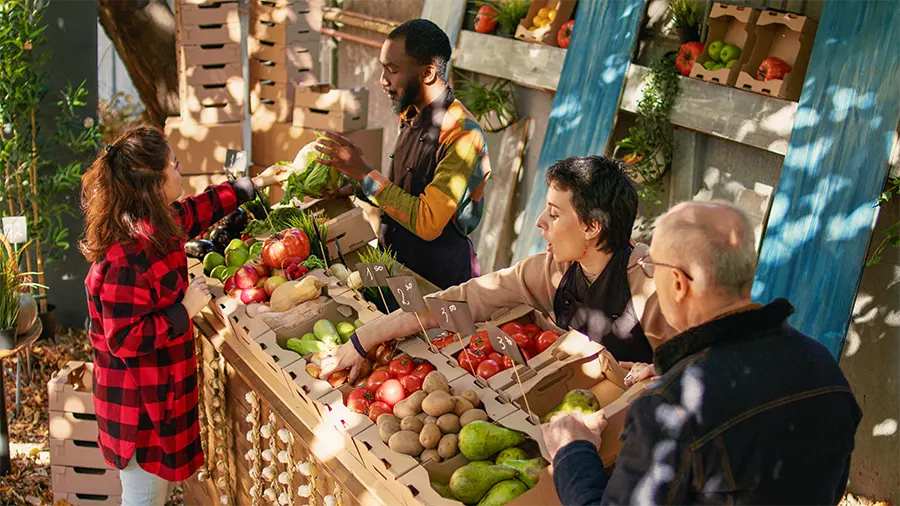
[391,77,421,114]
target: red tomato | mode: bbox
[500,322,524,336]
[388,356,415,379]
[535,331,561,354]
[468,332,495,355]
[511,333,536,355]
[474,5,498,34]
[366,370,391,393]
[522,324,542,339]
[457,349,484,374]
[431,335,455,349]
[348,387,373,404]
[476,359,501,379]
[522,348,534,361]
[346,387,371,414]
[368,401,392,422]
[399,374,422,394]
[489,352,513,371]
[410,362,436,380]
[376,379,407,407]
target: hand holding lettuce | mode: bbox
[280,132,347,204]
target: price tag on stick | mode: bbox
[356,262,389,287]
[386,276,428,313]
[483,324,526,365]
[426,298,477,338]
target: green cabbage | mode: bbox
[280,134,345,203]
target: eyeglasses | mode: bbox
[637,254,694,281]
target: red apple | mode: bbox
[223,276,236,293]
[240,286,268,304]
[255,276,268,288]
[265,275,288,296]
[234,265,261,289]
[246,257,271,277]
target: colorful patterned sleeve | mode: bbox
[361,119,487,241]
[171,176,256,239]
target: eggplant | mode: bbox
[208,226,233,253]
[222,208,249,235]
[184,239,215,259]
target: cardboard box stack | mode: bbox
[49,362,122,506]
[690,3,761,87]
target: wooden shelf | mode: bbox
[452,29,797,155]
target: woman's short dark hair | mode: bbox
[546,156,638,254]
[387,19,452,82]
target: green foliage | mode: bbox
[284,210,329,262]
[867,175,900,266]
[454,72,518,132]
[0,0,100,285]
[357,245,401,303]
[0,237,42,330]
[668,0,703,30]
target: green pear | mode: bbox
[495,447,529,466]
[707,40,725,61]
[225,238,247,254]
[469,460,494,467]
[501,458,548,489]
[458,421,526,461]
[720,43,742,63]
[449,464,519,504]
[477,479,529,506]
[541,389,601,423]
[431,482,455,500]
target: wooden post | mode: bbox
[752,1,900,358]
[512,0,646,263]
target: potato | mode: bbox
[393,390,427,419]
[422,371,450,394]
[416,412,428,422]
[377,414,399,428]
[401,416,425,434]
[425,416,439,425]
[437,434,458,459]
[453,397,475,416]
[379,418,401,442]
[461,389,480,407]
[422,391,455,417]
[388,431,424,456]
[460,409,488,426]
[419,423,442,449]
[436,413,461,434]
[420,448,442,464]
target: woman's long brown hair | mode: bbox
[79,125,184,262]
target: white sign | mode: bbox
[2,216,27,243]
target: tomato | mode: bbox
[410,362,436,380]
[347,398,369,415]
[261,228,311,269]
[431,335,455,349]
[399,374,423,394]
[367,401,392,422]
[468,332,495,355]
[511,333,536,355]
[535,331,561,354]
[500,322,524,336]
[388,356,415,379]
[476,359,501,379]
[488,352,513,371]
[366,370,391,393]
[557,19,574,49]
[522,324,542,339]
[522,348,534,361]
[474,5,498,34]
[457,348,484,373]
[348,387,373,404]
[376,379,407,407]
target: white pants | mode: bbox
[120,456,172,506]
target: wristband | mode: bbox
[349,332,367,359]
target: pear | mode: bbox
[501,458,548,489]
[458,421,526,461]
[449,464,519,504]
[495,447,528,466]
[430,482,455,500]
[476,479,529,506]
[469,460,494,467]
[541,389,601,423]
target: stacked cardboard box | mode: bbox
[293,86,368,132]
[49,361,122,506]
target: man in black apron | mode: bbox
[317,19,491,289]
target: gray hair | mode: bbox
[657,201,757,296]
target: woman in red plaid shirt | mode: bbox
[79,126,288,505]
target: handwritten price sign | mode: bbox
[385,276,428,313]
[426,298,477,337]
[356,262,389,287]
[483,324,526,365]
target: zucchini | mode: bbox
[313,319,341,347]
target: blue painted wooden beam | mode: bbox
[512,0,645,263]
[752,1,900,358]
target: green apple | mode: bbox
[707,40,725,62]
[210,265,228,282]
[726,59,736,69]
[703,59,720,71]
[225,248,249,267]
[249,241,264,258]
[225,266,240,278]
[712,62,726,70]
[202,252,225,275]
[720,44,742,63]
[225,238,246,254]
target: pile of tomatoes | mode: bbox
[432,322,561,380]
[345,355,437,422]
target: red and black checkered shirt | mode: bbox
[85,178,255,481]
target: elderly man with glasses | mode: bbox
[543,201,861,505]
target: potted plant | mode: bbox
[0,0,100,336]
[0,236,41,350]
[454,73,519,133]
[668,0,703,43]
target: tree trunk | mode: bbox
[97,0,178,127]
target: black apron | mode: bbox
[553,247,653,363]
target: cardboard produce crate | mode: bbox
[164,117,244,175]
[177,1,240,26]
[293,86,368,132]
[49,411,99,442]
[690,3,760,86]
[249,16,317,45]
[735,10,817,101]
[514,0,577,47]
[181,174,230,198]
[292,197,377,260]
[52,493,121,506]
[251,79,293,123]
[52,465,122,496]
[48,361,94,415]
[49,438,110,470]
[251,0,321,32]
[180,43,241,67]
[179,22,243,46]
[249,37,317,67]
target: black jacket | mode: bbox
[553,299,861,505]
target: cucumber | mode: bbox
[313,319,341,347]
[285,338,329,356]
[300,333,318,341]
